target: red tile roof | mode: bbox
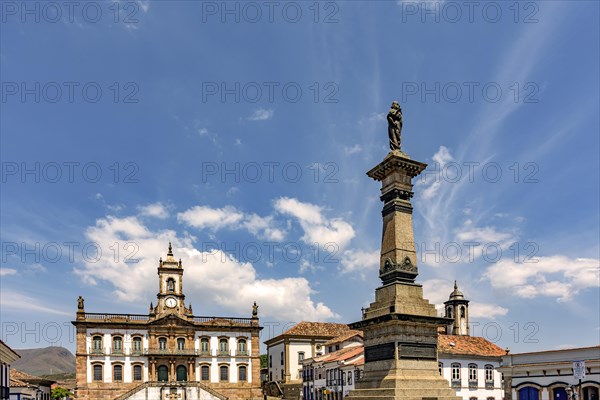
[10,369,56,386]
[265,322,351,345]
[323,330,363,346]
[438,334,506,357]
[323,346,364,363]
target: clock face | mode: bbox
[165,297,177,308]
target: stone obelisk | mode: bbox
[345,102,461,400]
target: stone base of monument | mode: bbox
[346,284,462,400]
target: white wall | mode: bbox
[439,356,503,400]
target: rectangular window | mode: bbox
[93,365,103,381]
[239,366,247,381]
[269,355,272,368]
[201,366,210,381]
[281,351,284,365]
[133,365,142,381]
[220,366,229,381]
[298,352,305,363]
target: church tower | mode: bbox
[154,242,190,316]
[444,281,470,336]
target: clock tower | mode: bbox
[154,242,191,316]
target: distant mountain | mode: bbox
[12,346,75,376]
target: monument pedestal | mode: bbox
[346,150,461,400]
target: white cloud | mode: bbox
[339,249,379,278]
[198,128,209,136]
[420,146,453,200]
[483,256,600,302]
[0,267,17,276]
[177,205,286,241]
[138,202,170,219]
[0,290,71,316]
[247,108,274,121]
[243,214,286,241]
[74,215,338,321]
[274,197,355,249]
[343,144,363,155]
[469,302,508,319]
[177,205,244,230]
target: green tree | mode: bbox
[260,354,268,369]
[51,387,73,399]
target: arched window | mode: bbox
[451,363,461,387]
[439,362,443,376]
[485,365,494,383]
[133,365,142,381]
[157,365,168,382]
[92,336,103,354]
[219,338,229,355]
[220,365,229,381]
[348,370,352,385]
[201,365,210,381]
[176,365,187,381]
[158,337,167,350]
[200,337,210,354]
[237,338,247,355]
[239,365,247,381]
[469,363,478,386]
[167,278,175,292]
[112,336,123,354]
[461,306,466,317]
[447,307,453,318]
[298,351,305,363]
[177,338,185,350]
[93,364,103,381]
[113,364,123,381]
[132,337,142,354]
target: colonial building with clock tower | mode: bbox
[72,243,262,400]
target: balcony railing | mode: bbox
[89,348,105,355]
[217,350,230,357]
[451,380,461,389]
[111,348,125,356]
[236,350,249,356]
[469,380,478,389]
[485,381,495,389]
[130,349,144,356]
[198,349,212,356]
[145,348,198,356]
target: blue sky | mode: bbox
[1,1,598,354]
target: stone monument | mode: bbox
[345,102,461,400]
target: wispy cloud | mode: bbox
[0,290,71,316]
[247,108,274,121]
[0,267,17,276]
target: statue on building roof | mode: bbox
[252,301,259,317]
[77,296,84,310]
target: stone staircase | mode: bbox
[113,381,228,400]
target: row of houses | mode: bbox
[264,284,600,400]
[0,340,60,400]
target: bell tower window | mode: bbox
[167,278,175,293]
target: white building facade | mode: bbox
[500,346,600,400]
[265,322,351,384]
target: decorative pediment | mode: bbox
[149,313,195,327]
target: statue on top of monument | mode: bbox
[387,101,403,151]
[77,296,84,310]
